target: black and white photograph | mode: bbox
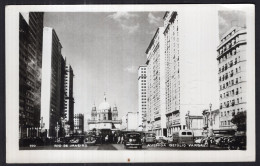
[5,4,255,163]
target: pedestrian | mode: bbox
[121,135,124,144]
[105,135,108,144]
[117,135,121,144]
[207,137,211,148]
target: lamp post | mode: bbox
[208,103,213,137]
[55,122,60,141]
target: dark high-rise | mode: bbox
[19,12,44,138]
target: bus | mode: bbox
[170,130,194,144]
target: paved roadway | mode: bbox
[20,143,227,150]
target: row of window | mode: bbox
[219,58,240,74]
[220,97,243,109]
[220,87,242,99]
[220,120,232,126]
[219,67,241,82]
[220,77,242,90]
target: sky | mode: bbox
[43,12,164,122]
[218,10,246,38]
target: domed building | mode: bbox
[88,94,121,134]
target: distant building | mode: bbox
[64,64,75,132]
[88,94,121,135]
[185,112,203,137]
[74,114,84,134]
[19,12,44,138]
[138,66,147,131]
[216,26,247,130]
[41,27,63,137]
[201,109,232,136]
[126,112,139,131]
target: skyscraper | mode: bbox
[138,66,147,131]
[145,10,219,136]
[163,10,219,135]
[217,26,247,129]
[41,27,63,137]
[19,12,44,138]
[146,27,167,136]
[64,64,75,132]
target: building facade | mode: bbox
[19,12,44,138]
[74,114,84,134]
[126,112,139,131]
[64,64,75,132]
[88,94,121,134]
[146,27,167,136]
[145,10,220,136]
[216,26,247,130]
[185,112,203,137]
[41,27,63,137]
[202,109,220,136]
[138,66,147,131]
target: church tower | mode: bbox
[112,104,118,120]
[91,103,97,120]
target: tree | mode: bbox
[231,111,246,131]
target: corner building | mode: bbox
[217,26,247,130]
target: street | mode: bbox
[20,143,227,150]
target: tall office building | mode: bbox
[163,10,219,136]
[146,27,167,136]
[145,10,219,136]
[138,66,147,131]
[64,64,75,132]
[19,12,44,138]
[217,26,247,130]
[41,27,63,137]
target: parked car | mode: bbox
[70,138,80,144]
[124,132,142,149]
[194,138,206,144]
[143,132,156,144]
[155,136,168,143]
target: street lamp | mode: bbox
[55,122,60,141]
[208,103,213,137]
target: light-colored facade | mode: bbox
[146,27,167,136]
[217,26,247,129]
[145,10,219,136]
[74,114,84,134]
[185,113,203,137]
[41,27,63,137]
[64,64,75,132]
[138,66,147,131]
[202,109,220,133]
[126,112,139,131]
[88,94,121,131]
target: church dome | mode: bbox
[98,101,111,110]
[98,93,111,110]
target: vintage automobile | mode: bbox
[143,132,156,144]
[124,132,143,149]
[155,136,168,143]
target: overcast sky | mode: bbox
[44,12,164,121]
